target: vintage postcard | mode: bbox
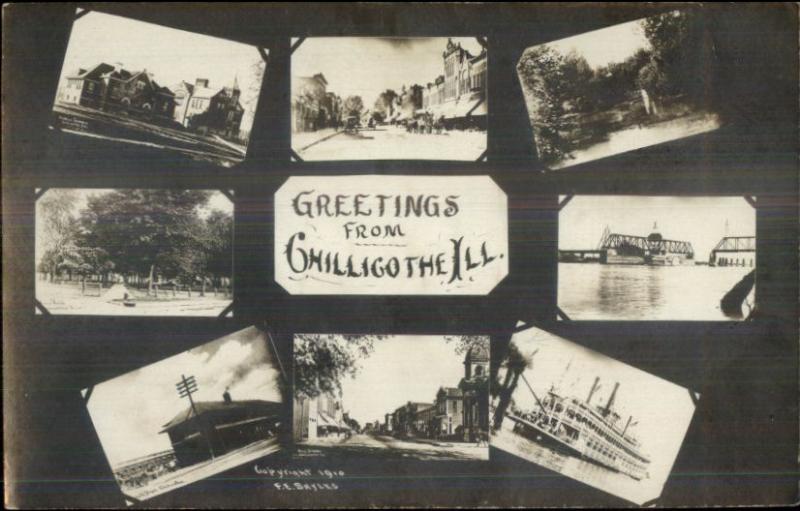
[293,334,490,461]
[558,196,756,320]
[491,326,697,505]
[518,10,720,169]
[35,188,233,316]
[292,37,487,161]
[83,325,284,503]
[51,9,266,168]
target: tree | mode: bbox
[245,58,267,125]
[373,89,398,120]
[37,189,80,281]
[640,10,708,101]
[294,334,387,400]
[517,44,575,165]
[80,189,212,293]
[444,335,489,356]
[491,342,533,431]
[560,51,596,113]
[201,209,233,292]
[343,95,365,118]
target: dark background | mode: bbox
[3,2,798,508]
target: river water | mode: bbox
[558,263,754,321]
[492,418,652,504]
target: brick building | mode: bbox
[293,391,350,442]
[292,73,342,132]
[421,39,488,130]
[173,77,245,139]
[56,62,176,124]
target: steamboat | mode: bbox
[507,375,651,481]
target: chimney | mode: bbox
[586,376,600,404]
[602,382,620,416]
[195,78,209,88]
[223,389,232,404]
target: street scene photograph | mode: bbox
[558,196,756,321]
[83,325,284,504]
[293,334,490,461]
[35,188,233,316]
[490,326,697,505]
[291,37,487,160]
[51,9,266,168]
[518,9,721,169]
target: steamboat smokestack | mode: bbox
[603,382,619,416]
[586,376,600,404]
[622,415,632,436]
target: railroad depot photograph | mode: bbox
[518,9,721,169]
[35,188,233,316]
[51,9,266,168]
[291,37,487,161]
[490,326,697,505]
[558,196,756,321]
[293,334,490,461]
[83,325,284,503]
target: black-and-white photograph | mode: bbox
[35,188,233,316]
[558,196,756,321]
[490,326,697,505]
[293,334,490,461]
[83,325,284,503]
[291,37,487,161]
[518,10,721,169]
[51,10,266,168]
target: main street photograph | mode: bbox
[293,334,490,461]
[518,9,721,169]
[291,37,487,160]
[51,9,266,168]
[35,188,233,316]
[84,325,284,504]
[490,326,696,505]
[558,196,756,321]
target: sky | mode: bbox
[35,188,233,264]
[332,335,483,426]
[292,37,484,108]
[85,326,282,467]
[544,17,651,70]
[57,10,266,132]
[506,326,695,504]
[559,196,756,263]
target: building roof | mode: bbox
[176,81,195,94]
[67,63,174,96]
[66,62,116,80]
[159,399,281,433]
[190,86,225,100]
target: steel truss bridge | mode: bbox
[598,228,695,258]
[709,236,755,265]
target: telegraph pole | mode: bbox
[175,374,215,460]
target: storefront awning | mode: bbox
[466,98,487,117]
[317,411,337,427]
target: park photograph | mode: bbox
[35,188,233,316]
[51,9,267,168]
[518,9,721,169]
